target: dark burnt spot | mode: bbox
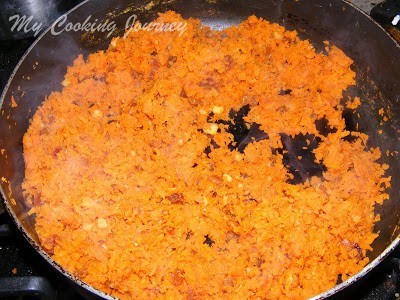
[186,231,193,240]
[203,234,215,247]
[279,133,326,184]
[279,89,292,95]
[226,105,268,152]
[52,147,62,159]
[336,274,343,285]
[229,104,250,119]
[93,75,105,83]
[204,139,220,157]
[204,145,211,156]
[236,123,269,153]
[180,89,188,98]
[315,117,337,136]
[206,112,215,123]
[354,242,363,259]
[342,109,358,142]
[209,105,269,154]
[210,139,220,149]
[343,109,357,131]
[255,257,265,268]
[167,55,177,67]
[167,193,184,204]
[244,197,258,204]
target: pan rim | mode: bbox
[342,0,400,49]
[311,236,400,299]
[0,1,117,298]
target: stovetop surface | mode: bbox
[1,1,400,299]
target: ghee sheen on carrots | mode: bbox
[22,12,390,299]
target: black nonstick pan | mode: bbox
[0,0,399,299]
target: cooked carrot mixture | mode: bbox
[22,12,390,299]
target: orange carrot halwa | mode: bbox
[22,11,390,299]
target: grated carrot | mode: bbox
[22,12,389,299]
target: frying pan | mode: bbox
[0,0,399,299]
[0,0,80,40]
